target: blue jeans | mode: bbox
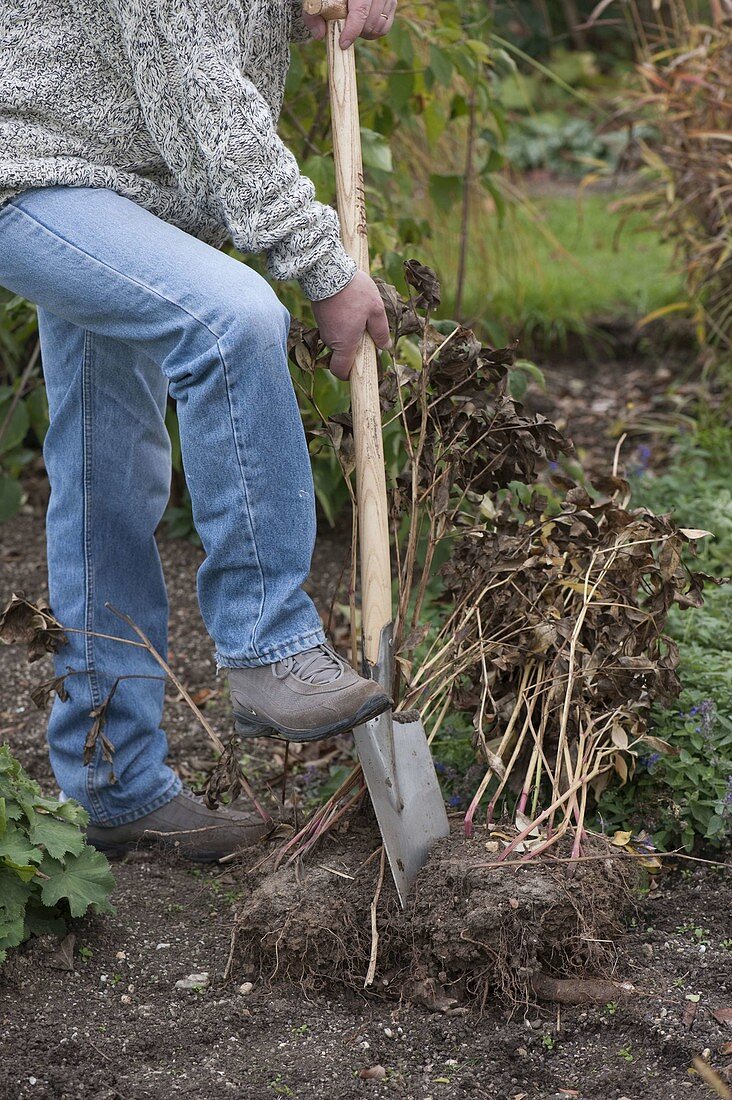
[0,185,326,825]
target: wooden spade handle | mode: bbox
[303,0,348,16]
[322,18,393,669]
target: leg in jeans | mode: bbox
[38,310,181,823]
[0,185,324,824]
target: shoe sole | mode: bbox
[233,693,392,744]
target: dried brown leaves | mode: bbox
[0,592,68,662]
[288,260,724,860]
[332,262,722,855]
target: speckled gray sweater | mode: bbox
[0,0,357,301]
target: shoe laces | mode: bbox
[275,644,344,686]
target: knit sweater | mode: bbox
[0,0,357,301]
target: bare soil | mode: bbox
[1,354,731,1100]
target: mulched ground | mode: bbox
[1,350,731,1100]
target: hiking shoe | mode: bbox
[227,643,392,743]
[85,787,273,861]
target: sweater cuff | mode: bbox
[297,246,358,302]
[290,4,313,43]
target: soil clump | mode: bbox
[235,819,636,1011]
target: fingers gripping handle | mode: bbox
[320,13,393,670]
[303,0,348,16]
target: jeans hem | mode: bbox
[88,771,183,828]
[215,627,327,670]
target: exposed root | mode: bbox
[531,972,635,1005]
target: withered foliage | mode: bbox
[424,480,722,851]
[30,671,74,710]
[0,592,68,662]
[623,3,732,353]
[203,734,248,809]
[289,261,723,859]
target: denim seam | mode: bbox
[217,339,267,660]
[4,202,228,342]
[215,626,327,669]
[89,771,183,828]
[80,330,106,823]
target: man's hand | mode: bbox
[312,271,392,381]
[302,0,398,49]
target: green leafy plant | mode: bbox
[505,114,649,176]
[0,745,115,963]
[597,425,732,850]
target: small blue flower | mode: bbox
[632,444,652,477]
[449,794,462,808]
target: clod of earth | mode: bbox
[233,820,637,1012]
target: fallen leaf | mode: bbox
[719,1042,732,1057]
[190,688,216,706]
[48,932,75,972]
[359,1065,387,1081]
[683,1000,698,1030]
[713,1009,732,1029]
[514,811,541,835]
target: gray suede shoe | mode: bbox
[85,787,273,861]
[227,643,391,743]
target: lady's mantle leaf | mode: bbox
[0,866,34,921]
[28,813,86,861]
[40,848,116,918]
[0,820,44,868]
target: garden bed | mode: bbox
[1,348,730,1099]
[1,495,731,1099]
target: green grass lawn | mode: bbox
[424,190,683,346]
